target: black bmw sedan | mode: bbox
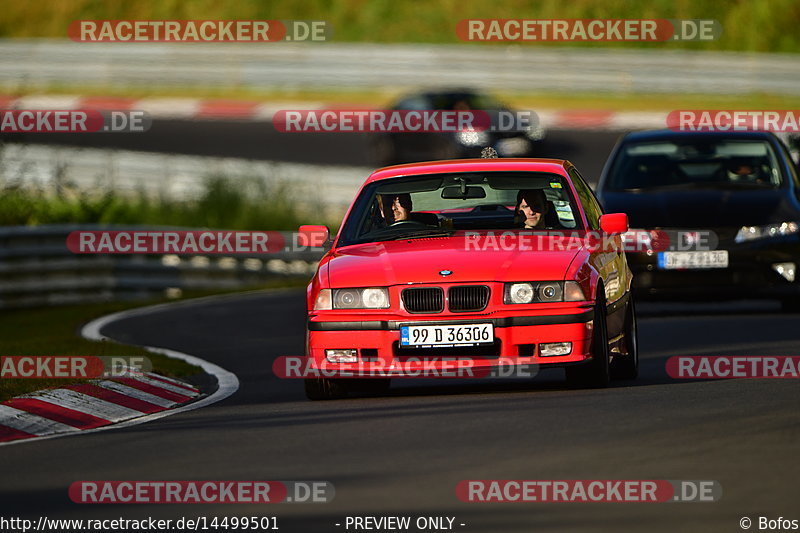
[597,129,800,311]
[369,88,545,165]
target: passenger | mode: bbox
[515,189,550,229]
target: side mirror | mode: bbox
[298,225,331,248]
[599,213,628,236]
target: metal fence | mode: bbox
[0,144,370,217]
[0,224,324,309]
[1,40,799,95]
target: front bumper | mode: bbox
[306,306,595,375]
[629,236,800,300]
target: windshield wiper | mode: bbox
[385,229,456,241]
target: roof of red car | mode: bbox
[365,158,572,184]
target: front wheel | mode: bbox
[304,377,349,400]
[611,296,639,380]
[304,377,391,400]
[566,298,610,388]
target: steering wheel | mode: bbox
[390,220,428,228]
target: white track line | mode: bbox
[0,405,79,436]
[142,372,199,390]
[0,291,245,447]
[128,375,200,397]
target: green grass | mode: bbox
[0,282,308,402]
[0,301,199,401]
[0,174,333,229]
[1,0,799,52]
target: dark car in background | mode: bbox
[370,88,545,165]
[597,130,800,311]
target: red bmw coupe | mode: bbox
[300,159,637,399]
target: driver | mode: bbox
[378,193,413,225]
[378,192,442,227]
[391,193,412,223]
[726,159,760,182]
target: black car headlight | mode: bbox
[455,129,490,146]
[504,281,585,304]
[735,222,799,243]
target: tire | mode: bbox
[304,377,349,400]
[566,296,610,389]
[611,296,639,380]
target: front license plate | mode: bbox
[657,250,729,269]
[400,323,494,347]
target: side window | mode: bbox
[775,138,800,199]
[569,169,603,230]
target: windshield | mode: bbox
[607,139,784,191]
[396,92,504,111]
[337,172,584,246]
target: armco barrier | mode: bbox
[0,40,798,95]
[0,144,370,219]
[0,224,324,309]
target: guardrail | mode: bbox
[0,144,371,218]
[1,40,798,95]
[0,224,324,309]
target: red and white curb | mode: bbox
[0,296,240,446]
[0,94,667,131]
[0,374,201,443]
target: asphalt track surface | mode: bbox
[1,125,798,532]
[0,290,798,532]
[3,119,621,180]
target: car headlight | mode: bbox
[314,288,390,310]
[504,281,585,304]
[456,129,490,146]
[314,289,332,310]
[735,222,799,243]
[525,122,546,141]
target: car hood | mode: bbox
[602,188,799,228]
[326,235,582,287]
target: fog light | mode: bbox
[539,342,572,357]
[325,349,358,363]
[772,262,796,282]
